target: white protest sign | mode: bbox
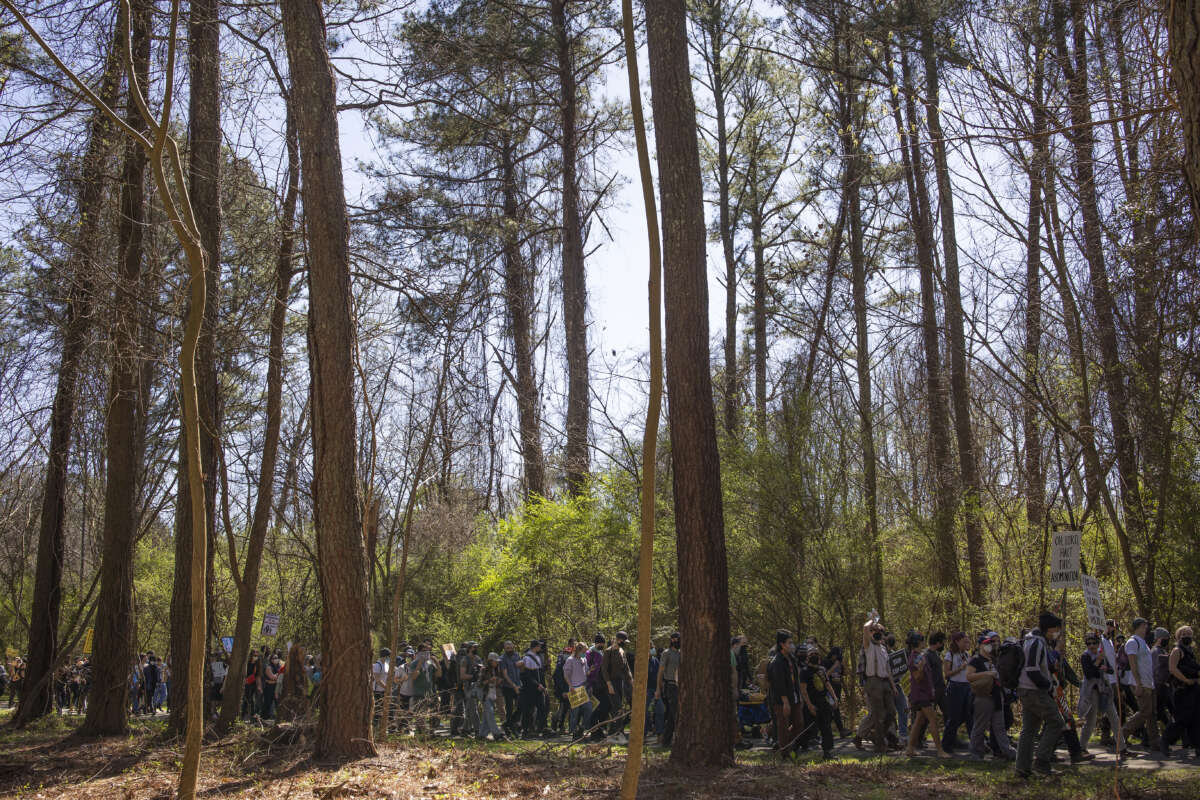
[1082,575,1105,631]
[260,612,280,637]
[1049,530,1082,589]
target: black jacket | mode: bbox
[768,651,798,705]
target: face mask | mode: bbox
[671,640,680,649]
[809,656,819,665]
[872,631,883,641]
[981,644,992,655]
[1182,637,1194,648]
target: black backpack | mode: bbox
[996,640,1024,690]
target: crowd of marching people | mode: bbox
[3,609,1198,782]
[847,611,1200,778]
[366,633,667,745]
[348,610,1200,780]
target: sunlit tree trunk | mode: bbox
[920,21,987,604]
[889,42,959,611]
[279,0,376,759]
[551,0,590,495]
[77,0,150,736]
[646,0,734,767]
[14,12,122,729]
[1051,0,1147,615]
[169,0,221,735]
[1167,0,1200,222]
[501,138,546,499]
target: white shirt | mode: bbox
[944,651,970,683]
[371,659,390,691]
[864,642,890,679]
[210,660,227,682]
[1125,634,1154,689]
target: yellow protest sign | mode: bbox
[82,627,94,655]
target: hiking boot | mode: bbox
[1070,752,1096,764]
[1033,760,1054,776]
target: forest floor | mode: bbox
[0,707,1196,800]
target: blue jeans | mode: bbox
[943,681,973,750]
[479,695,504,739]
[569,693,592,739]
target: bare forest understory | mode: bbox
[0,711,1196,800]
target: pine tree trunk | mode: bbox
[501,139,546,499]
[15,11,123,729]
[708,18,739,438]
[1168,0,1200,222]
[920,23,988,604]
[646,0,734,768]
[551,0,590,495]
[1051,0,1148,615]
[1023,31,1048,579]
[750,169,767,441]
[279,0,376,759]
[75,1,149,736]
[835,37,883,617]
[890,43,959,611]
[169,0,222,735]
[216,106,298,736]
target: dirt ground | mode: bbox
[0,710,1196,800]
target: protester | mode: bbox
[904,631,948,758]
[800,642,836,759]
[552,640,573,734]
[1122,617,1163,756]
[1152,628,1174,734]
[824,646,849,737]
[564,640,591,740]
[518,640,547,739]
[602,632,633,742]
[1079,632,1125,755]
[1162,625,1199,759]
[1015,611,1066,778]
[478,652,505,740]
[942,631,972,751]
[768,630,800,758]
[499,641,521,735]
[656,631,681,749]
[859,616,897,753]
[262,652,281,719]
[966,631,1014,760]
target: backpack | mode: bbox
[445,655,459,690]
[996,640,1024,690]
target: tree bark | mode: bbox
[169,0,221,736]
[14,12,123,729]
[750,161,767,441]
[706,9,739,438]
[279,0,376,759]
[1023,28,1048,585]
[501,138,546,499]
[551,0,590,495]
[1051,0,1147,615]
[834,26,883,617]
[216,104,298,736]
[1168,0,1200,223]
[75,0,149,736]
[890,43,959,611]
[920,21,988,604]
[646,0,734,767]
